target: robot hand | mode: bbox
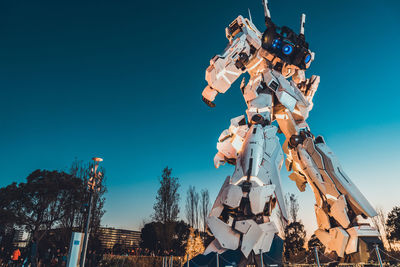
[202,96,216,108]
[202,85,218,108]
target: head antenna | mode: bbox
[248,8,253,23]
[300,13,306,35]
[262,0,271,19]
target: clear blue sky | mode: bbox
[1,0,399,235]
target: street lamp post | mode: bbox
[314,247,321,267]
[79,157,103,267]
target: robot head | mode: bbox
[261,1,313,70]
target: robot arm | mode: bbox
[275,107,379,258]
[202,16,262,107]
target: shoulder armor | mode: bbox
[226,15,262,50]
[263,70,309,111]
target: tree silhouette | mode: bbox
[0,160,107,250]
[284,221,306,261]
[153,167,180,223]
[200,189,210,232]
[140,220,190,255]
[0,170,82,243]
[386,206,400,242]
[283,193,306,261]
[185,186,199,229]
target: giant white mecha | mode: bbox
[201,0,379,262]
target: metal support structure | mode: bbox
[375,244,383,267]
[79,157,103,267]
[314,247,321,267]
[79,191,93,267]
[187,254,189,267]
[260,249,264,267]
[216,253,219,267]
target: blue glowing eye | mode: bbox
[282,44,293,55]
[304,54,311,64]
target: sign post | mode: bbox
[67,232,83,267]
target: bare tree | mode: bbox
[200,189,210,232]
[185,186,199,229]
[153,167,180,223]
[372,206,392,250]
[288,193,299,222]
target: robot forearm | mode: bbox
[202,85,218,107]
[203,15,260,108]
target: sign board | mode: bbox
[67,232,83,267]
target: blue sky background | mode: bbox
[1,0,399,235]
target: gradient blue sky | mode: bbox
[1,0,399,235]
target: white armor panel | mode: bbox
[345,225,380,254]
[314,205,331,230]
[327,227,349,257]
[235,220,252,234]
[260,126,288,220]
[221,184,243,209]
[315,229,331,249]
[241,220,264,257]
[207,216,240,250]
[249,184,275,214]
[243,75,263,103]
[240,125,265,180]
[215,115,249,168]
[253,222,279,253]
[209,176,231,217]
[225,15,262,48]
[246,93,273,122]
[289,171,307,192]
[205,34,248,93]
[314,142,377,217]
[263,70,310,112]
[204,239,227,255]
[328,195,350,228]
[302,138,340,197]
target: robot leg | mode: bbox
[206,124,284,258]
[288,134,379,258]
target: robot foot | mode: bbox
[187,235,284,267]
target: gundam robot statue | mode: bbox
[200,0,380,264]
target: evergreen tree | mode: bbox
[284,221,306,261]
[386,206,400,242]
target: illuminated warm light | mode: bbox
[185,228,205,260]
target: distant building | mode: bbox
[13,230,30,248]
[98,227,141,250]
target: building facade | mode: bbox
[13,230,30,248]
[98,227,141,250]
